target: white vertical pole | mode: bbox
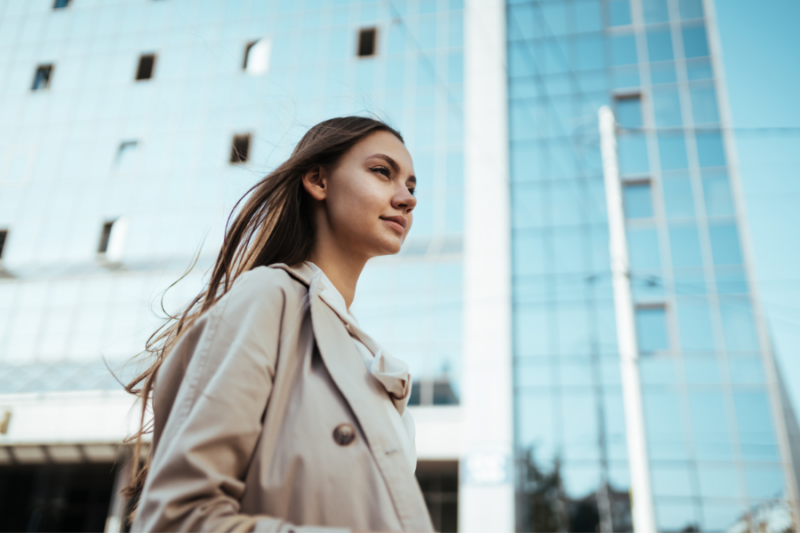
[598,106,657,533]
[461,0,514,531]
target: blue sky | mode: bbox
[715,0,800,413]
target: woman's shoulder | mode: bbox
[219,264,307,314]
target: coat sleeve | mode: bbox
[131,268,349,533]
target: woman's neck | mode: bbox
[307,244,366,310]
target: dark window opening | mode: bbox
[53,0,70,8]
[416,461,458,533]
[135,54,156,81]
[32,65,53,91]
[0,230,7,260]
[98,221,114,254]
[230,134,251,164]
[357,28,377,57]
[0,462,117,533]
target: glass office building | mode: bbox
[0,1,462,530]
[507,0,800,531]
[0,0,797,532]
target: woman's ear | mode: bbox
[301,166,328,201]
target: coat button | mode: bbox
[333,423,356,446]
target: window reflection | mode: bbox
[615,95,643,129]
[618,134,649,175]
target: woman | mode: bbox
[125,117,434,532]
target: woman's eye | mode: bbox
[408,188,416,196]
[371,166,391,177]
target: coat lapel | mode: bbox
[269,263,432,532]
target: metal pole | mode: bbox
[598,105,657,533]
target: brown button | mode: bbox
[333,423,356,446]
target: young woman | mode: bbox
[125,117,434,532]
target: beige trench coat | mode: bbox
[131,263,434,533]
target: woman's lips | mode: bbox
[381,217,406,234]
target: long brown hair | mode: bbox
[122,116,403,503]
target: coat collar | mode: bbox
[268,262,411,412]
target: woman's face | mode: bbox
[306,130,417,259]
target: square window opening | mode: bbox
[623,180,653,219]
[614,92,643,130]
[97,221,115,254]
[0,229,7,260]
[135,54,156,81]
[230,134,251,164]
[357,28,377,58]
[53,0,70,8]
[32,65,53,91]
[243,38,271,75]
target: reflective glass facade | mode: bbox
[507,0,798,531]
[0,0,465,401]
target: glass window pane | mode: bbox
[515,305,552,357]
[609,0,632,26]
[513,232,547,276]
[644,390,688,460]
[690,84,719,124]
[574,0,603,33]
[650,62,677,84]
[611,34,638,66]
[618,134,649,176]
[624,183,653,218]
[652,464,694,497]
[628,227,661,270]
[734,390,780,462]
[709,223,743,265]
[669,224,703,267]
[683,356,720,384]
[655,501,699,532]
[679,0,704,19]
[682,25,709,58]
[720,297,759,352]
[642,0,669,24]
[616,96,643,128]
[658,134,689,170]
[745,466,785,500]
[663,174,695,218]
[636,306,669,353]
[697,465,742,499]
[702,171,735,217]
[687,58,714,80]
[677,298,716,351]
[696,132,726,167]
[647,28,674,62]
[690,390,734,460]
[576,34,605,70]
[653,87,683,127]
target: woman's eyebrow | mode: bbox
[367,153,416,183]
